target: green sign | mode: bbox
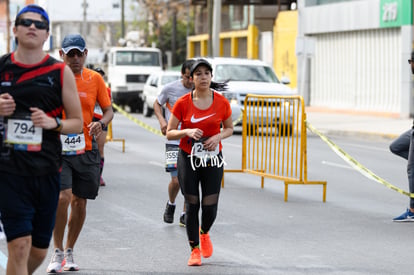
[380,0,412,28]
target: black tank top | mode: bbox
[0,53,65,176]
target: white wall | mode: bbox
[310,28,401,113]
[302,0,380,34]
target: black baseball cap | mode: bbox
[190,59,213,77]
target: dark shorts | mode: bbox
[61,148,101,199]
[177,149,223,197]
[0,171,60,248]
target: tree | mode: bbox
[155,16,194,67]
[137,0,194,67]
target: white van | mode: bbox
[107,47,163,112]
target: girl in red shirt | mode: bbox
[167,59,233,266]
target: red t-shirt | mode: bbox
[171,91,232,154]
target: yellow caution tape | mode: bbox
[113,102,242,134]
[233,110,243,126]
[306,121,414,198]
[112,103,164,137]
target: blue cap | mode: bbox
[16,4,49,25]
[61,34,86,54]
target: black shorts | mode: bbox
[177,149,223,197]
[61,148,101,199]
[0,171,60,248]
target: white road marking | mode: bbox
[322,160,353,170]
[148,160,164,168]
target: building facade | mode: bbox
[298,0,413,117]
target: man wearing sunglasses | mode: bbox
[46,34,113,273]
[0,4,83,275]
[390,51,414,222]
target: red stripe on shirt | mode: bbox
[17,63,65,84]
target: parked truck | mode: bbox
[107,47,163,113]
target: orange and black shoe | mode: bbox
[200,229,213,258]
[188,247,202,266]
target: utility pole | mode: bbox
[121,0,125,39]
[6,0,10,52]
[207,0,213,56]
[81,0,88,38]
[212,0,221,57]
[171,6,177,65]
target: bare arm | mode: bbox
[153,100,167,135]
[60,66,83,134]
[220,116,234,139]
[202,116,234,151]
[88,105,114,137]
[166,114,203,141]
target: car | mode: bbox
[142,70,181,117]
[204,57,296,133]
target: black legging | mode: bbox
[177,149,223,248]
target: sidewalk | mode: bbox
[305,107,412,139]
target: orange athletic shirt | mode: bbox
[63,68,112,151]
[93,87,112,119]
[171,91,232,154]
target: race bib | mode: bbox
[61,133,86,155]
[191,141,219,159]
[165,144,179,171]
[5,118,42,151]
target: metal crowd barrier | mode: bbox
[223,94,327,202]
[106,121,125,152]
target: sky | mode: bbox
[37,0,142,22]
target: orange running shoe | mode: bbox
[200,231,213,258]
[188,247,202,266]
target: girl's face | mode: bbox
[192,65,212,90]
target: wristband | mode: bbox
[98,120,105,130]
[53,117,63,132]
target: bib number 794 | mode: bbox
[6,118,42,145]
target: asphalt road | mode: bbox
[1,113,413,275]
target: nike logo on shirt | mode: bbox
[190,113,216,123]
